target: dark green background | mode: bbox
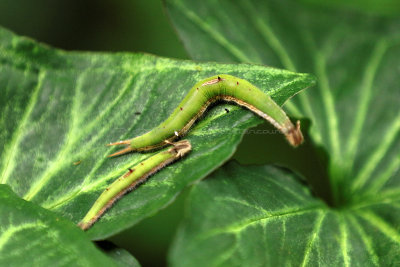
[0,0,378,265]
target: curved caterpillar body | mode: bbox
[108,74,303,157]
[78,140,191,230]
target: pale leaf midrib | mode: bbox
[338,214,351,267]
[197,205,322,240]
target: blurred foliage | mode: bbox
[300,0,400,16]
[0,0,187,58]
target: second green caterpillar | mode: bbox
[109,74,303,157]
[79,140,192,230]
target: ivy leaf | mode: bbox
[0,184,139,267]
[0,26,314,239]
[169,162,400,266]
[166,0,400,264]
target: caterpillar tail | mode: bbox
[285,120,303,147]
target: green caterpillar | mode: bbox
[108,74,303,157]
[78,140,191,230]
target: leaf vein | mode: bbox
[23,70,85,200]
[0,70,46,185]
[300,211,326,267]
[172,1,252,63]
[346,214,379,266]
[198,205,322,240]
[0,223,45,251]
[345,39,388,167]
[356,210,400,244]
[352,114,400,191]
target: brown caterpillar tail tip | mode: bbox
[286,120,304,147]
[108,146,134,157]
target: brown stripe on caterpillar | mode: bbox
[201,76,225,86]
[168,95,302,147]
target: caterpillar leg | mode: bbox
[107,140,133,157]
[164,139,174,145]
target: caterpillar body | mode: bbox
[78,140,191,230]
[108,74,303,157]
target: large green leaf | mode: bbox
[165,0,400,264]
[166,0,400,199]
[169,162,400,266]
[0,184,139,267]
[0,26,314,239]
